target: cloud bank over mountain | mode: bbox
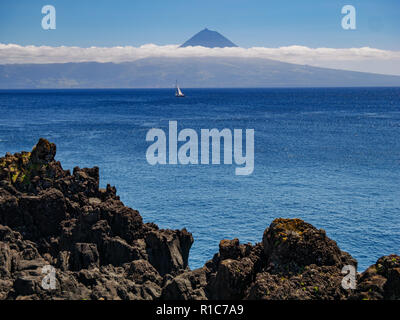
[1,43,400,76]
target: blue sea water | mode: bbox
[0,88,399,271]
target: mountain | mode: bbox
[1,57,400,88]
[0,139,399,300]
[181,28,238,48]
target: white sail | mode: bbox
[177,86,183,96]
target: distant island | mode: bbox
[1,29,400,88]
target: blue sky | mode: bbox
[0,0,399,49]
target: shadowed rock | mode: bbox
[0,139,192,300]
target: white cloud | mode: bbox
[1,43,400,75]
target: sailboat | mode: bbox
[175,81,185,97]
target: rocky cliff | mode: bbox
[0,139,398,300]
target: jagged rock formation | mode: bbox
[0,139,398,300]
[161,220,399,301]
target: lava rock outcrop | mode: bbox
[0,139,398,300]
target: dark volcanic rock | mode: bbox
[351,255,400,300]
[262,218,357,272]
[145,228,193,276]
[0,139,398,300]
[0,139,192,300]
[180,28,238,48]
[161,219,397,300]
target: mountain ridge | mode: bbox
[1,56,400,89]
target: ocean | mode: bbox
[0,87,399,271]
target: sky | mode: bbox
[0,0,399,49]
[0,0,399,75]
